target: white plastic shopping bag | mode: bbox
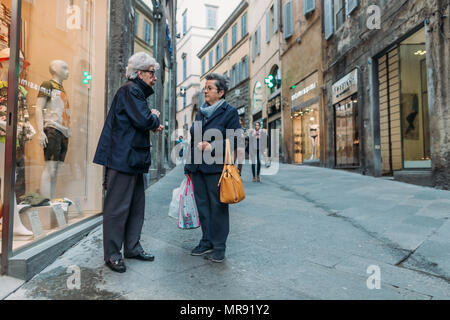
[168,178,186,219]
[178,177,200,229]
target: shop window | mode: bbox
[334,96,360,167]
[399,28,430,169]
[0,0,107,252]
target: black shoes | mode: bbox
[105,258,126,273]
[126,251,155,261]
[209,251,225,263]
[191,245,213,256]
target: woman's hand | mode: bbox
[153,124,164,133]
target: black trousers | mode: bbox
[191,171,229,253]
[251,147,261,177]
[102,168,145,262]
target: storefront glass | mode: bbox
[290,72,320,164]
[335,95,359,167]
[399,28,431,169]
[0,0,107,253]
[292,105,320,163]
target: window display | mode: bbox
[399,28,431,169]
[0,0,107,252]
[335,96,360,167]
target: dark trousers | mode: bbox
[191,172,229,253]
[251,148,261,177]
[103,168,145,262]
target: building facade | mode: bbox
[0,0,177,279]
[322,0,449,189]
[198,1,250,126]
[280,0,325,164]
[248,0,283,160]
[175,0,240,138]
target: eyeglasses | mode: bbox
[140,69,156,76]
[202,86,220,92]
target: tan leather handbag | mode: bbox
[218,139,245,204]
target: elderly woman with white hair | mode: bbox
[93,52,164,273]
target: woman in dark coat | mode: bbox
[184,73,244,263]
[93,52,164,273]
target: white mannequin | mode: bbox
[35,60,69,200]
[0,52,33,236]
[309,117,319,160]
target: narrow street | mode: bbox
[6,163,450,300]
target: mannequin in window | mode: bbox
[309,117,319,160]
[0,48,33,236]
[35,60,70,200]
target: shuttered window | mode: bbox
[251,35,255,62]
[283,0,293,39]
[209,51,213,69]
[304,0,315,15]
[273,0,278,34]
[266,11,271,43]
[324,0,334,40]
[223,34,228,54]
[241,12,248,37]
[256,26,261,55]
[201,58,205,75]
[345,0,358,15]
[232,23,238,47]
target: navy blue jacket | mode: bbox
[93,78,160,174]
[184,101,241,174]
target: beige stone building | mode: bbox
[280,0,324,164]
[198,0,250,123]
[176,0,241,138]
[248,0,283,159]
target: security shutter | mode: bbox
[283,0,293,39]
[345,0,358,15]
[304,0,315,15]
[324,0,334,40]
[378,48,402,174]
[273,0,279,34]
[266,11,271,43]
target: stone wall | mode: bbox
[323,0,449,189]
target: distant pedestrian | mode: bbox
[184,73,244,263]
[93,52,164,273]
[234,117,247,174]
[249,121,267,182]
[177,135,187,164]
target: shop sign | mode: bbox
[290,72,319,111]
[237,107,245,115]
[332,69,358,104]
[291,82,317,102]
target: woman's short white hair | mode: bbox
[126,52,160,80]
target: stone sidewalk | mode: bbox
[4,163,450,300]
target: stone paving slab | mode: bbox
[4,163,450,300]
